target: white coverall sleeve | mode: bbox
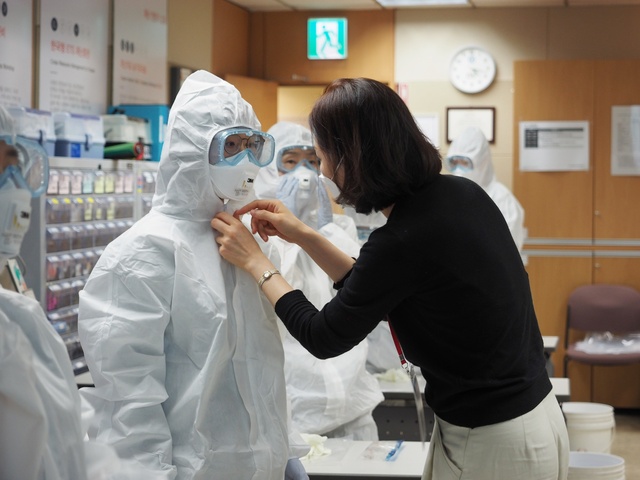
[498,195,525,253]
[79,265,176,479]
[0,316,47,480]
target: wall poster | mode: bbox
[611,105,640,176]
[38,0,109,114]
[112,0,168,105]
[0,0,33,107]
[519,121,590,172]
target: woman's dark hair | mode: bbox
[309,77,442,214]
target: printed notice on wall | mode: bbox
[611,105,640,176]
[519,121,590,172]
[0,1,33,107]
[112,0,167,105]
[38,0,109,114]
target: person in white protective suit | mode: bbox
[254,121,384,440]
[445,126,526,257]
[0,106,149,480]
[300,136,394,375]
[0,105,88,480]
[78,71,308,480]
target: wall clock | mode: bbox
[449,46,496,94]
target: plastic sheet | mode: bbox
[575,332,640,354]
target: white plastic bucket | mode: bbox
[568,451,625,480]
[562,402,616,453]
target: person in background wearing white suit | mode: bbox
[0,106,152,480]
[446,126,526,259]
[254,121,384,440]
[78,71,308,480]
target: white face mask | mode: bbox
[0,186,32,263]
[319,173,340,199]
[210,150,261,202]
[278,166,320,226]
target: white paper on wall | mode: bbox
[415,114,440,149]
[611,105,640,176]
[0,0,33,107]
[38,0,109,114]
[519,121,590,172]
[112,0,168,105]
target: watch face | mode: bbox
[450,47,496,94]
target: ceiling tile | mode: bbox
[471,0,564,6]
[227,0,292,11]
[568,0,640,5]
[228,0,639,10]
[284,0,382,9]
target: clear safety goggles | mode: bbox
[0,135,49,197]
[276,146,320,173]
[447,155,474,173]
[209,128,275,167]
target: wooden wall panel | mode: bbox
[250,10,394,86]
[513,61,594,240]
[225,74,278,131]
[525,254,592,376]
[515,60,640,407]
[568,256,640,402]
[213,0,250,77]
[593,60,640,240]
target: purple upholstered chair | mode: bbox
[564,284,640,390]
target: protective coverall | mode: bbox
[78,71,291,479]
[0,105,144,480]
[255,121,384,440]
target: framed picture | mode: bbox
[446,107,496,144]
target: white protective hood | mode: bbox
[153,70,261,219]
[256,123,383,438]
[446,126,494,189]
[254,121,313,200]
[446,126,526,254]
[79,71,290,479]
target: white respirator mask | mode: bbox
[210,150,261,203]
[0,186,32,262]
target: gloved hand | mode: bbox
[316,180,334,230]
[285,457,309,480]
[276,174,301,219]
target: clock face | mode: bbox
[449,47,496,94]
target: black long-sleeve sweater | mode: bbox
[275,173,551,428]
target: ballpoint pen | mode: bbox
[385,439,404,461]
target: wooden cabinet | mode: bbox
[514,60,640,406]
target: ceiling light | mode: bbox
[376,0,470,7]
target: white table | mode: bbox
[543,335,559,354]
[543,335,560,376]
[301,438,429,479]
[377,376,570,403]
[378,375,570,402]
[550,377,570,402]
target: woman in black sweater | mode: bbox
[211,77,569,480]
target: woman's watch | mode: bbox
[258,269,281,288]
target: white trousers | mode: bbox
[422,391,569,480]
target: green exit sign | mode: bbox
[307,18,348,60]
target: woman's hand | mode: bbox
[234,199,311,244]
[211,211,271,272]
[212,210,295,306]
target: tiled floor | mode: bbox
[609,409,640,479]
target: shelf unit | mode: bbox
[21,157,159,374]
